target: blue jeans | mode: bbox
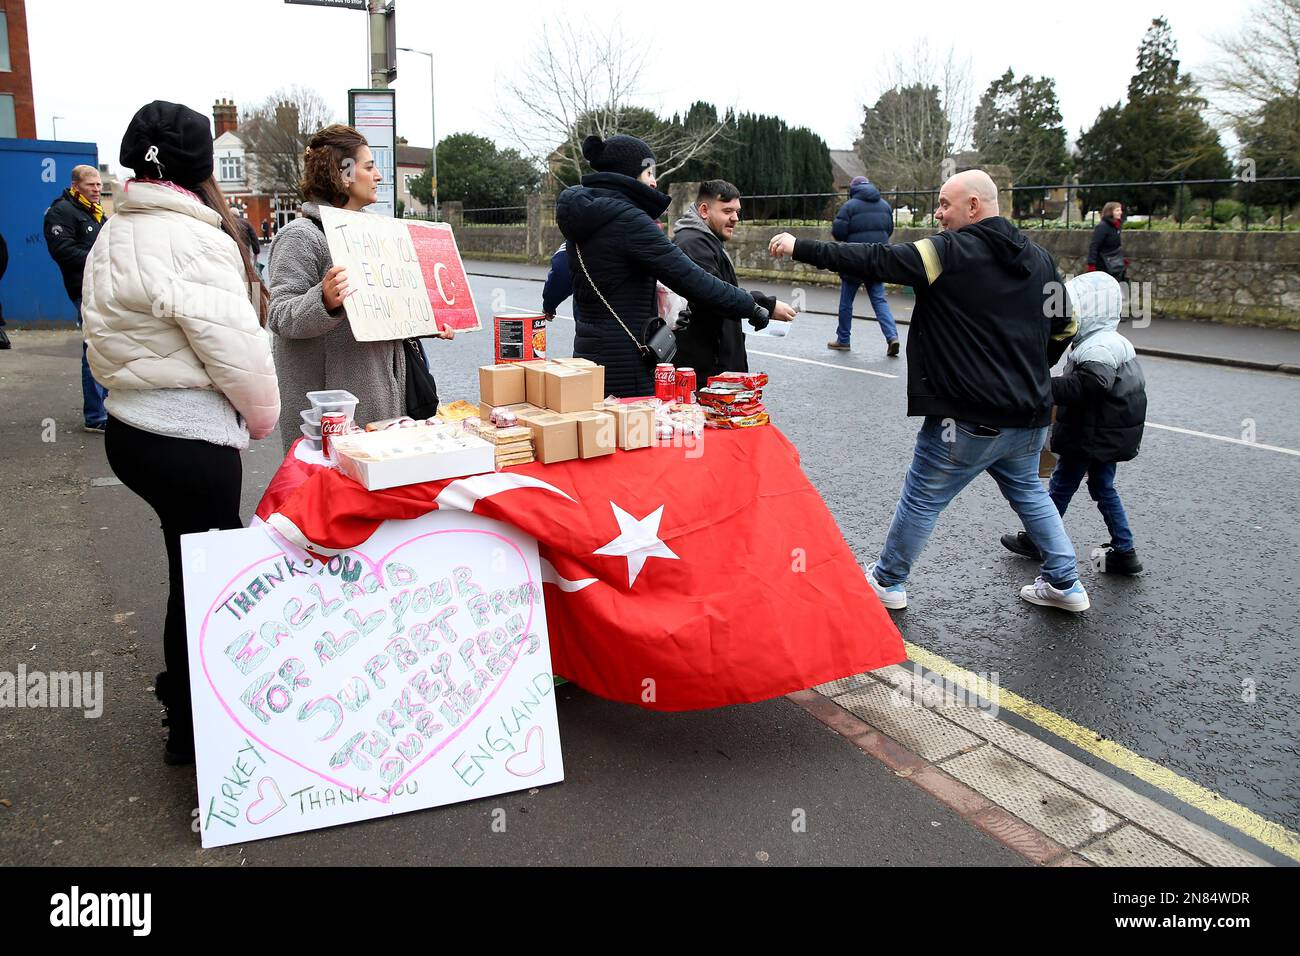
[1048,455,1134,552]
[875,417,1079,589]
[77,302,108,426]
[837,277,898,345]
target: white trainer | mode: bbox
[865,562,908,610]
[1019,576,1090,612]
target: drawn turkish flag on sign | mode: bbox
[406,220,481,332]
[260,428,904,711]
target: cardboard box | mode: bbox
[480,402,539,422]
[520,412,579,464]
[568,411,617,459]
[520,360,555,406]
[544,366,594,414]
[599,402,656,450]
[332,426,495,491]
[555,358,605,405]
[479,364,526,407]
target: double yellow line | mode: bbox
[904,640,1300,863]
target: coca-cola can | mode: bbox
[321,412,348,458]
[675,367,697,405]
[655,363,676,402]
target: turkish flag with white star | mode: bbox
[258,428,904,711]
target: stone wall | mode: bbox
[448,192,1300,328]
[721,224,1300,328]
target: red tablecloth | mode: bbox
[255,427,903,711]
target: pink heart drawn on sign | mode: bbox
[505,725,546,777]
[199,528,537,804]
[246,777,287,825]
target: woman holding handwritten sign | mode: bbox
[267,124,454,450]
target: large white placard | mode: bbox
[181,511,563,848]
[321,205,440,341]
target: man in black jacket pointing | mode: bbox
[770,169,1086,612]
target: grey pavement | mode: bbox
[467,258,1300,371]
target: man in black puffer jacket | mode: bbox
[44,165,109,431]
[672,179,796,380]
[771,170,1088,613]
[556,135,768,397]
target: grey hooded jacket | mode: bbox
[1051,272,1146,462]
[266,202,406,451]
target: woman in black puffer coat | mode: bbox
[556,135,768,397]
[1087,201,1126,280]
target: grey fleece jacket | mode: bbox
[266,202,406,452]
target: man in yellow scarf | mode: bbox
[44,165,109,431]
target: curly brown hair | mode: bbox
[299,124,369,207]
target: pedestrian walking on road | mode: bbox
[267,124,454,450]
[1087,201,1127,281]
[673,179,796,380]
[555,134,769,397]
[770,169,1087,612]
[542,241,576,322]
[81,100,281,763]
[44,164,109,431]
[830,176,899,356]
[1001,271,1146,574]
[0,231,9,350]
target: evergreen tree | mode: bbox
[974,68,1070,208]
[409,133,541,211]
[1076,17,1230,214]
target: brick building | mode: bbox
[0,0,36,139]
[210,98,302,238]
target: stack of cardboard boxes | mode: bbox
[478,359,657,465]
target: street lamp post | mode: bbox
[397,46,437,220]
[52,115,64,140]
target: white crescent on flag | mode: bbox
[435,472,577,512]
[540,557,597,593]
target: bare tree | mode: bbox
[1205,0,1300,124]
[240,86,336,198]
[496,17,730,185]
[855,41,976,190]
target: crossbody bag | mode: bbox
[573,243,677,365]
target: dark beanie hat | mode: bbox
[582,134,656,179]
[120,100,214,189]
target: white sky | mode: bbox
[28,0,1239,179]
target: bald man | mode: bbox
[770,169,1085,612]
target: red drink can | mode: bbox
[655,363,676,402]
[676,367,697,405]
[321,412,348,458]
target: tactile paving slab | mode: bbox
[834,683,984,762]
[940,747,1115,849]
[1079,825,1204,867]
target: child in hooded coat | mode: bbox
[1001,271,1147,574]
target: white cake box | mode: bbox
[331,425,495,491]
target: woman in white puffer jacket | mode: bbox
[81,100,280,765]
